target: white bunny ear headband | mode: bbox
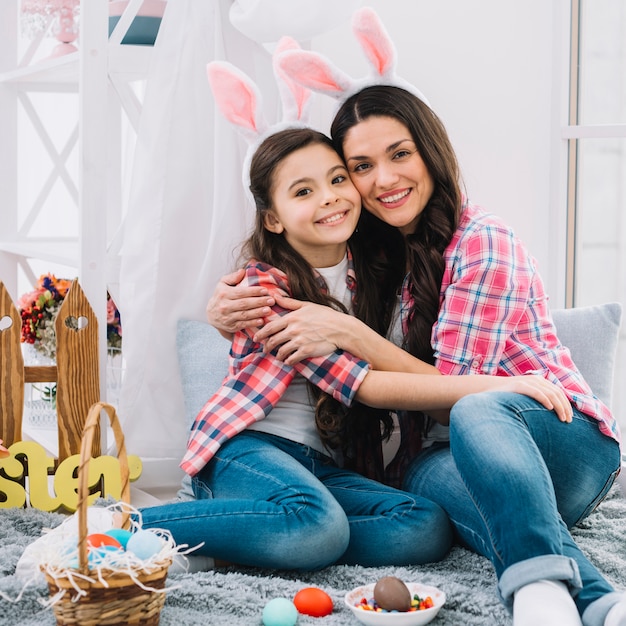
[276,6,430,109]
[207,36,313,206]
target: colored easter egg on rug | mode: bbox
[105,528,133,549]
[293,586,333,617]
[126,529,164,559]
[262,597,298,626]
[86,533,123,549]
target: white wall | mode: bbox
[310,0,563,302]
[10,2,567,313]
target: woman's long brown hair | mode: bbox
[331,85,463,435]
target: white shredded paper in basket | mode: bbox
[8,502,203,607]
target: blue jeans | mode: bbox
[403,392,622,626]
[140,431,452,570]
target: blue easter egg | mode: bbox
[88,544,123,566]
[126,530,164,560]
[262,598,298,626]
[105,528,133,550]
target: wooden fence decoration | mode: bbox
[0,280,24,448]
[0,278,100,463]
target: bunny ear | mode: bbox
[352,6,396,79]
[353,7,431,106]
[273,36,312,123]
[206,61,268,141]
[277,49,354,100]
[276,8,430,113]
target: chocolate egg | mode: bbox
[373,576,412,611]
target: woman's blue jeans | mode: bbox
[140,431,452,570]
[403,392,621,626]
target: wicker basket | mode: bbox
[43,402,171,626]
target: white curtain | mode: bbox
[114,0,361,485]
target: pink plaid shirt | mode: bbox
[402,201,620,444]
[181,257,370,477]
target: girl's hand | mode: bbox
[206,269,276,335]
[253,295,345,363]
[493,375,573,423]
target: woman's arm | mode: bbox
[253,294,439,375]
[206,268,276,338]
[433,216,535,376]
[356,371,573,424]
[206,273,436,376]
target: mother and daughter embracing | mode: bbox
[138,8,624,626]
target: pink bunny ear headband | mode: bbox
[207,36,313,206]
[276,6,430,109]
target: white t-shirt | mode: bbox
[248,253,351,456]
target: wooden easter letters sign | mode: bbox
[0,440,142,512]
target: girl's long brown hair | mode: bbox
[242,127,393,472]
[331,85,463,435]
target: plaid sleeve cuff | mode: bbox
[294,351,370,406]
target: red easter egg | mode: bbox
[293,587,333,617]
[86,533,123,549]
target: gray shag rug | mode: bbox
[1,486,625,626]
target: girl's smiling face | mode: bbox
[265,143,361,268]
[341,115,435,236]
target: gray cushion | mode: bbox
[176,319,230,430]
[551,302,622,409]
[175,319,230,500]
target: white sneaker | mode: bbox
[514,580,582,626]
[605,595,626,626]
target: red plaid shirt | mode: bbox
[426,202,619,441]
[181,256,370,477]
[387,201,622,487]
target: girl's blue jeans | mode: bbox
[140,430,452,570]
[403,391,622,626]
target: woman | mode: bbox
[208,85,624,626]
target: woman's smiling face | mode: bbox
[341,115,435,236]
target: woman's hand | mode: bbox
[491,375,574,423]
[254,294,438,375]
[253,295,344,363]
[206,269,276,335]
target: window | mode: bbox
[566,0,625,430]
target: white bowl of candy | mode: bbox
[344,577,446,626]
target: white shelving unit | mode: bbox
[0,0,154,446]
